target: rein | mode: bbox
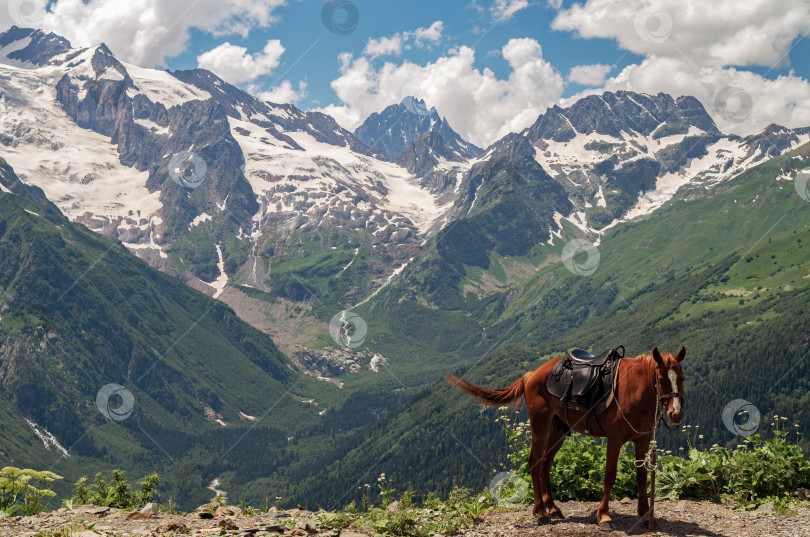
[615,362,677,436]
[614,359,683,533]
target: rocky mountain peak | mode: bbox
[0,26,71,65]
[354,96,482,160]
[526,90,720,143]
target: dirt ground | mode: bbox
[463,499,810,537]
[2,499,809,537]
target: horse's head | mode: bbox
[652,346,685,427]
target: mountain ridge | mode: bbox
[354,96,482,160]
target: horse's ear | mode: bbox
[652,347,664,366]
[676,346,686,363]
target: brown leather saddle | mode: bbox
[546,346,624,435]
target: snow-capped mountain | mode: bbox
[456,90,810,240]
[3,25,810,324]
[354,96,482,160]
[0,27,452,304]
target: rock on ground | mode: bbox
[1,500,810,536]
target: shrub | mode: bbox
[0,467,62,516]
[71,470,159,510]
[499,412,810,511]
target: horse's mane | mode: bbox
[634,353,658,382]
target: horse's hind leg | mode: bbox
[527,407,553,525]
[540,425,567,519]
[528,432,552,525]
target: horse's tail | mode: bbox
[445,372,526,407]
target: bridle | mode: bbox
[655,365,684,431]
[616,360,683,435]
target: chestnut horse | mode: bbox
[447,346,685,530]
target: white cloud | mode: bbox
[552,0,810,68]
[413,21,444,46]
[568,63,611,86]
[1,0,287,67]
[491,0,530,22]
[254,80,308,104]
[364,35,405,59]
[197,40,284,84]
[321,38,564,147]
[363,21,444,59]
[552,0,810,135]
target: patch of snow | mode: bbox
[189,212,211,229]
[621,137,750,221]
[123,62,211,107]
[0,64,162,224]
[134,117,169,136]
[208,244,229,299]
[229,116,448,235]
[238,412,256,421]
[595,185,607,207]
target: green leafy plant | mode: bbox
[497,412,810,511]
[70,471,159,510]
[0,467,62,516]
[497,410,637,502]
[331,487,491,536]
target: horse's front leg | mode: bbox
[634,437,651,521]
[597,436,622,530]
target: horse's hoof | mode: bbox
[548,509,565,519]
[536,515,552,525]
[598,520,615,532]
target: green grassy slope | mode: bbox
[0,157,354,508]
[281,144,810,507]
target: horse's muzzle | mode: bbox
[668,410,683,427]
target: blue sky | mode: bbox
[163,0,810,108]
[165,0,654,107]
[4,0,810,146]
